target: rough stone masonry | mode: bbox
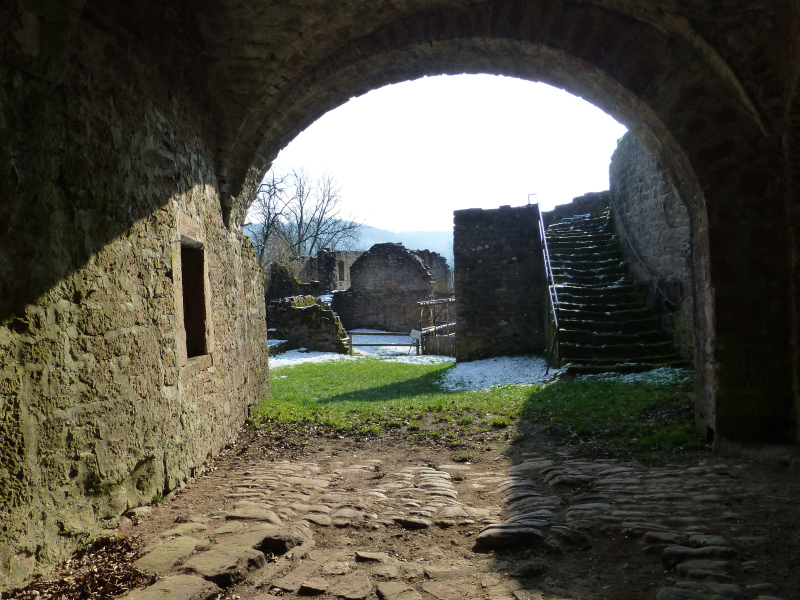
[332,243,436,332]
[610,132,695,362]
[268,296,349,354]
[0,2,270,588]
[453,204,547,361]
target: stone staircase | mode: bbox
[545,210,687,375]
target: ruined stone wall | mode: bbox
[0,1,269,588]
[790,8,800,444]
[268,296,348,353]
[609,133,695,361]
[266,263,325,301]
[310,250,362,291]
[326,250,362,291]
[287,250,362,292]
[293,255,319,285]
[331,243,434,332]
[453,205,547,361]
[412,250,453,299]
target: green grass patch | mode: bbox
[451,453,476,463]
[489,416,511,429]
[521,373,705,459]
[253,358,705,460]
[356,424,384,437]
[415,428,440,438]
[253,358,528,436]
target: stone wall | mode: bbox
[609,133,695,360]
[453,205,547,361]
[331,243,435,332]
[266,263,326,301]
[292,249,363,292]
[268,296,348,353]
[0,1,270,588]
[412,250,453,299]
[0,2,797,589]
[293,256,318,286]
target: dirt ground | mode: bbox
[5,423,800,600]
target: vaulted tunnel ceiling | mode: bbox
[182,0,797,222]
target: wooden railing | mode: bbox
[420,322,456,357]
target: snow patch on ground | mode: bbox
[268,332,687,391]
[268,349,359,368]
[382,355,455,365]
[438,355,556,391]
[348,330,419,357]
[579,367,693,385]
[269,333,560,391]
[268,331,430,368]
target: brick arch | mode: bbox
[1,1,795,587]
[218,0,793,442]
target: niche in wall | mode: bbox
[181,243,207,358]
[175,209,214,370]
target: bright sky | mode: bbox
[266,74,627,232]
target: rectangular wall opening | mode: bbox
[181,245,207,358]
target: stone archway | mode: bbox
[1,0,792,447]
[202,1,794,444]
[1,0,798,588]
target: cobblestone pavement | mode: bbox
[118,439,798,600]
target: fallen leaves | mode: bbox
[2,536,155,600]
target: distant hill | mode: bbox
[242,223,454,268]
[355,226,454,267]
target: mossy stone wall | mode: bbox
[0,1,269,588]
[268,296,348,353]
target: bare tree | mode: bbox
[246,173,291,268]
[246,168,363,270]
[279,169,362,255]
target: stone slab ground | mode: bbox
[7,426,800,600]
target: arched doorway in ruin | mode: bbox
[4,0,791,446]
[254,68,715,433]
[215,3,793,444]
[2,2,796,589]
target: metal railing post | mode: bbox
[530,196,560,375]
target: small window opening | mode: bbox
[338,260,346,281]
[706,426,715,444]
[181,245,207,358]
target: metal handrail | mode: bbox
[529,195,560,374]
